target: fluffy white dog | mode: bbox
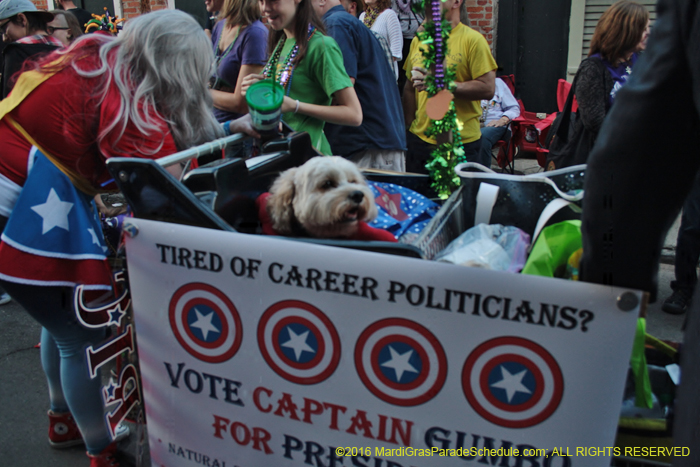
[263,156,391,240]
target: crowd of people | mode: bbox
[3,0,656,179]
[0,0,686,465]
[201,0,497,170]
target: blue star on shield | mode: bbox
[108,306,126,326]
[488,361,536,405]
[279,323,318,363]
[186,305,222,342]
[378,341,422,384]
[102,379,118,403]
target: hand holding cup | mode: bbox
[241,73,265,97]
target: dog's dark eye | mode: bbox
[321,180,337,190]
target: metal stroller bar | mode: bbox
[155,133,249,168]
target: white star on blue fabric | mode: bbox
[88,227,108,253]
[88,228,100,246]
[281,327,315,361]
[490,365,532,403]
[381,345,419,382]
[31,188,74,234]
[189,307,220,341]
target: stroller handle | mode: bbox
[156,133,249,168]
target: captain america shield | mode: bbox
[462,336,564,428]
[355,318,447,406]
[169,283,242,363]
[258,300,340,385]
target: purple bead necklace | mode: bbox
[432,0,444,90]
[262,24,316,93]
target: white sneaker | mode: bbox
[0,293,11,305]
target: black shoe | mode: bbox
[662,290,691,315]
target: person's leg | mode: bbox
[405,131,436,174]
[462,138,486,167]
[479,126,508,168]
[1,281,112,454]
[0,286,11,305]
[397,38,413,97]
[41,328,70,412]
[42,325,86,448]
[664,173,700,313]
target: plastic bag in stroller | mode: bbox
[409,163,585,259]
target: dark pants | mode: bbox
[673,172,700,296]
[397,38,413,97]
[405,131,483,174]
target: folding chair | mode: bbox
[531,79,577,168]
[485,74,570,172]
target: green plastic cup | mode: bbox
[246,79,285,133]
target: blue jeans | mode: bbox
[0,281,112,454]
[673,172,700,296]
[479,125,509,168]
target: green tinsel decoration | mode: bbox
[414,0,466,199]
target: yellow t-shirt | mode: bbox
[405,23,497,144]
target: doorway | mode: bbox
[495,0,571,113]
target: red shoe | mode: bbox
[87,442,120,467]
[49,410,130,449]
[48,410,83,448]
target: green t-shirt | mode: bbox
[275,32,352,155]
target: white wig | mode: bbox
[72,10,223,153]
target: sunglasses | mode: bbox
[47,26,70,34]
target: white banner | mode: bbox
[124,218,640,467]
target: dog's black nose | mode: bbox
[349,190,364,204]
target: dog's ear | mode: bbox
[363,187,378,222]
[267,167,298,235]
[357,172,379,222]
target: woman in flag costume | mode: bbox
[0,10,224,466]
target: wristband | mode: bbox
[221,121,232,136]
[294,99,300,114]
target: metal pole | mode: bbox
[155,133,248,168]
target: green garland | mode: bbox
[415,1,465,199]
